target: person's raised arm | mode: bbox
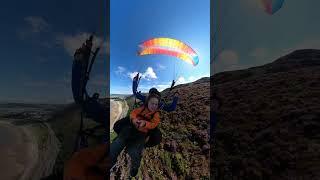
[132,74,139,94]
[132,73,146,102]
[162,92,179,112]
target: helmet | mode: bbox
[149,88,161,98]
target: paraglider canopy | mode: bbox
[137,37,199,66]
[261,0,284,15]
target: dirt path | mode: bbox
[110,99,128,131]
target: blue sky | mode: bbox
[1,0,319,103]
[110,0,210,94]
[0,0,107,104]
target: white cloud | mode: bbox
[19,17,109,58]
[143,67,157,80]
[20,16,109,56]
[56,32,108,57]
[128,71,140,80]
[176,76,186,85]
[56,32,88,56]
[175,75,205,85]
[127,67,157,81]
[115,66,126,75]
[24,16,50,33]
[17,16,51,40]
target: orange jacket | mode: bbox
[130,106,160,133]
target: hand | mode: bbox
[174,91,179,97]
[136,120,146,128]
[134,73,139,81]
[133,119,140,128]
[136,120,142,128]
[139,120,146,128]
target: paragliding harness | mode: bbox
[71,35,108,152]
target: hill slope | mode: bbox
[112,49,320,179]
[212,49,320,179]
[112,79,210,179]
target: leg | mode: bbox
[109,126,132,166]
[126,134,146,177]
[113,117,130,134]
[145,127,162,147]
[109,136,125,166]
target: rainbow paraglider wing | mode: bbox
[261,0,284,15]
[137,37,199,66]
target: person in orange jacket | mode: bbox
[110,93,161,178]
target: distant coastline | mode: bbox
[110,94,131,99]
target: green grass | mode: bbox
[136,158,144,179]
[110,131,118,143]
[160,151,172,169]
[200,176,210,180]
[172,153,190,176]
